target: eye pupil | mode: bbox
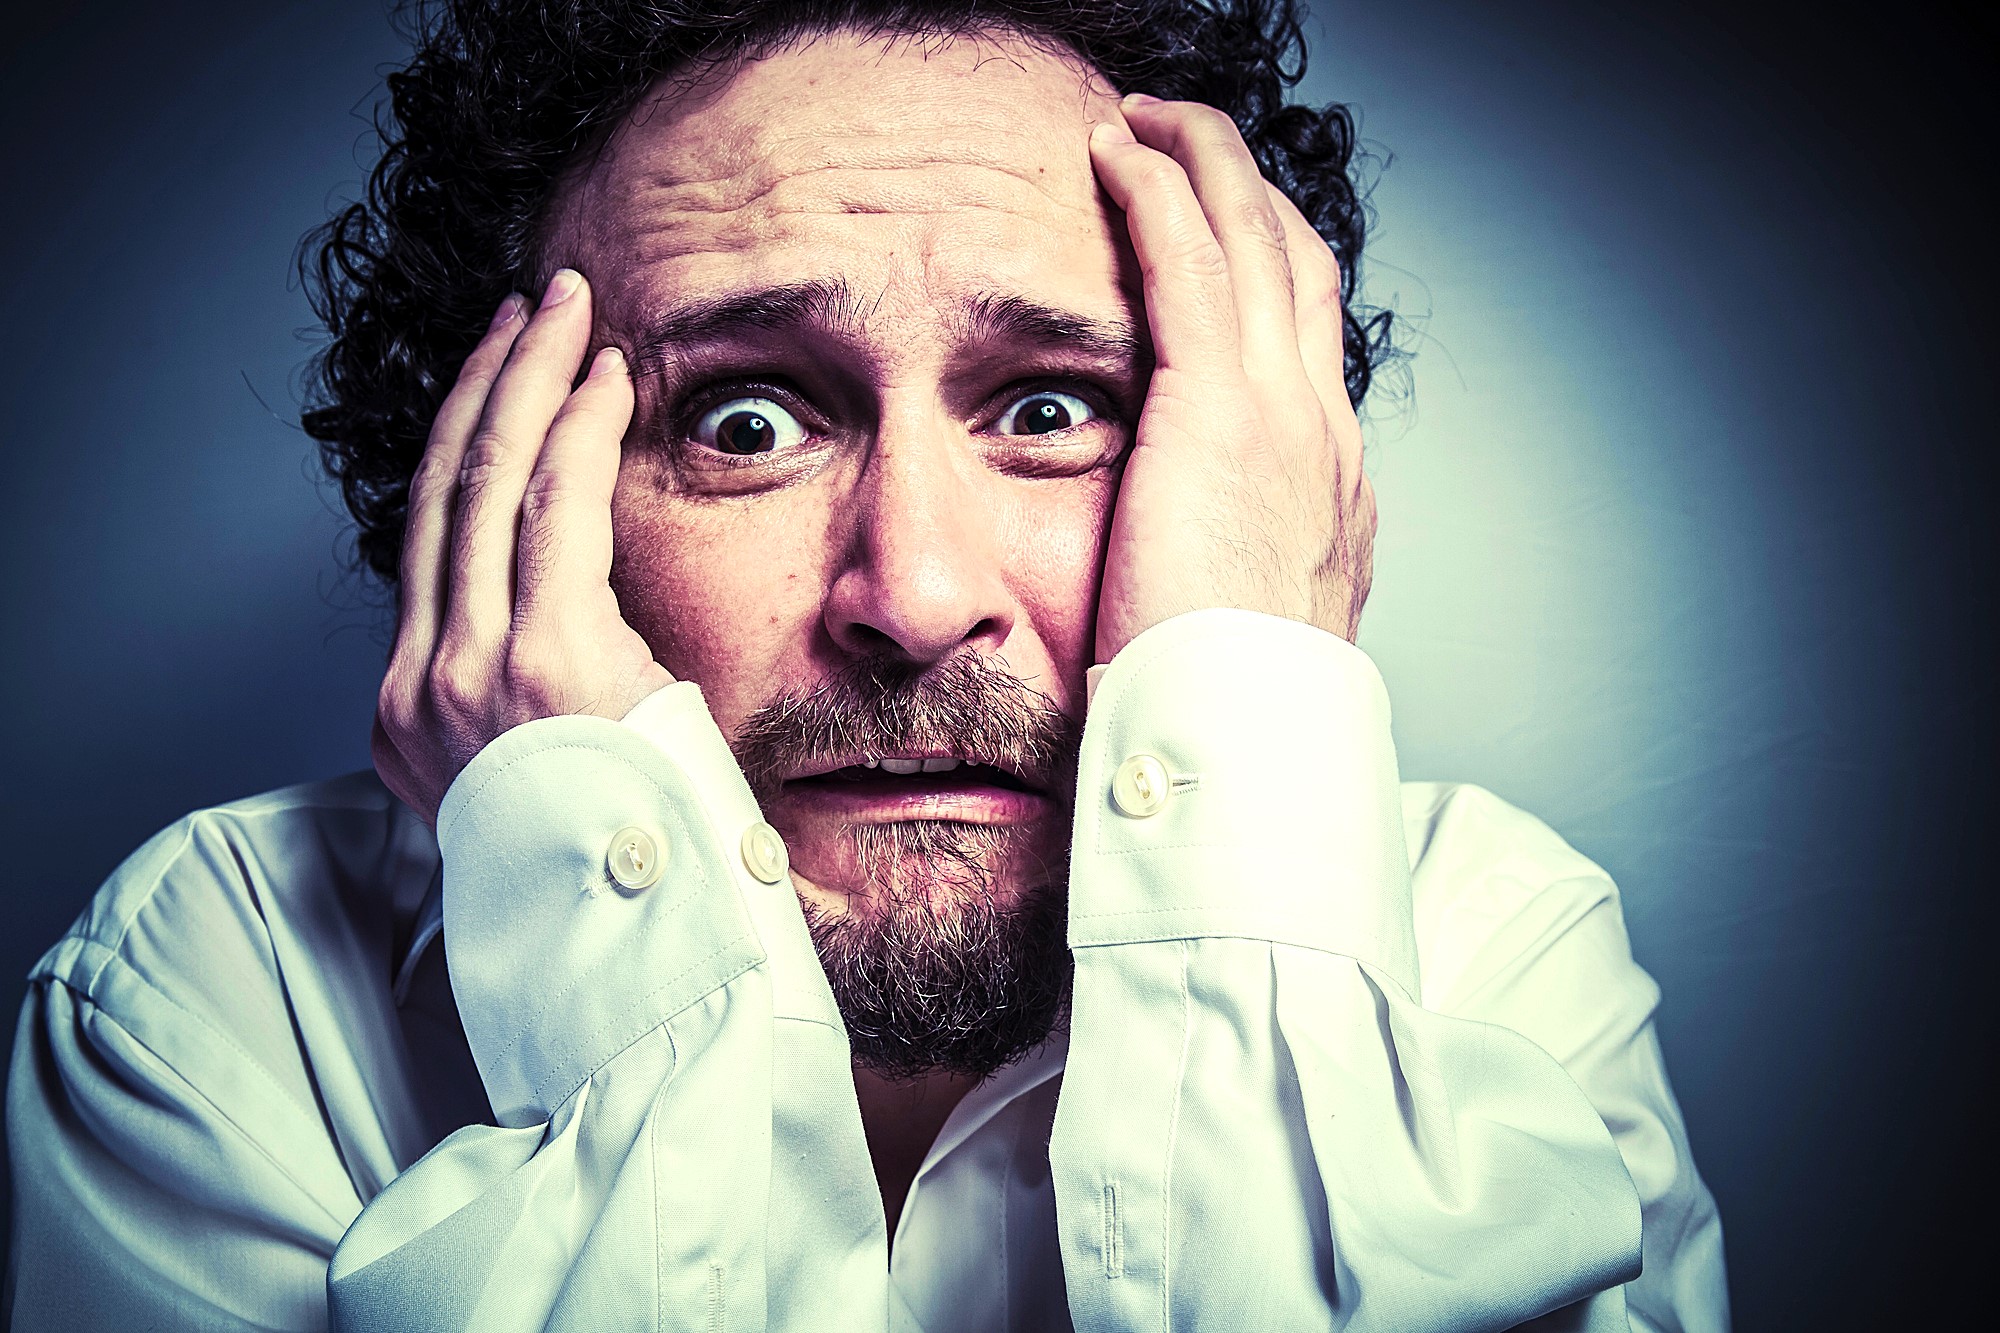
[718,410,774,454]
[1020,397,1073,434]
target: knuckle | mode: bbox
[1301,278,1343,320]
[500,638,567,710]
[458,430,515,486]
[1138,156,1191,194]
[500,636,547,683]
[1235,198,1290,255]
[516,521,562,592]
[515,480,568,580]
[408,449,458,502]
[376,667,417,723]
[1174,236,1231,281]
[428,657,484,720]
[517,468,573,521]
[1177,101,1239,143]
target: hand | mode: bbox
[1085,95,1376,664]
[372,270,675,826]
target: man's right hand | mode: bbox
[372,269,675,827]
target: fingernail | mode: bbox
[588,345,625,379]
[543,268,583,306]
[1122,92,1162,106]
[487,292,525,332]
[1091,119,1136,146]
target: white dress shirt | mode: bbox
[6,608,1728,1330]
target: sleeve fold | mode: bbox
[1051,609,1648,1333]
[329,691,885,1330]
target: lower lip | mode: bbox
[782,771,1055,824]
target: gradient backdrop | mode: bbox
[2,1,1990,1325]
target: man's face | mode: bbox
[544,31,1142,945]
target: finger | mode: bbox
[1122,97,1310,396]
[1263,182,1364,489]
[444,267,596,644]
[514,344,634,630]
[1088,119,1242,381]
[397,292,528,649]
[1260,183,1344,410]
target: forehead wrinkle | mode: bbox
[589,167,1115,293]
[623,27,1114,185]
[598,89,1107,224]
[619,156,1102,229]
[551,31,1129,286]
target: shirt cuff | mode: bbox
[436,703,767,1127]
[618,683,844,1033]
[1067,608,1419,993]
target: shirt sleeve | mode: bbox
[6,950,358,1331]
[6,806,380,1332]
[326,682,888,1330]
[1421,846,1731,1332]
[1048,608,1712,1332]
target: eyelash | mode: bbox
[664,375,1121,464]
[667,378,810,469]
[986,379,1121,435]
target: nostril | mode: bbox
[844,623,903,656]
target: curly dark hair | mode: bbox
[302,0,1395,588]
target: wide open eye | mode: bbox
[995,390,1096,436]
[691,397,808,456]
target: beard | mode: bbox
[731,651,1082,1083]
[802,818,1072,1082]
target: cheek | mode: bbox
[1000,471,1119,680]
[608,464,829,713]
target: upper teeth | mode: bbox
[873,757,963,775]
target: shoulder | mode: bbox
[1400,781,1615,899]
[30,770,433,1049]
[7,776,423,1294]
[1398,781,1633,1010]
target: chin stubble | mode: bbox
[800,816,1073,1082]
[730,650,1084,1081]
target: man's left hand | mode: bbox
[1086,94,1376,665]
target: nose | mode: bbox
[822,408,1015,665]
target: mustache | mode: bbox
[729,651,1083,810]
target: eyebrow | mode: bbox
[960,292,1146,370]
[627,279,1146,376]
[630,278,867,370]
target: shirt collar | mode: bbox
[923,1025,1069,1168]
[392,862,446,1007]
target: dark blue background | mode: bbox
[2,1,1990,1325]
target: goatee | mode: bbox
[732,651,1082,1081]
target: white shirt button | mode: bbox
[740,821,790,884]
[607,826,666,890]
[1111,754,1171,818]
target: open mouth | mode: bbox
[790,763,1043,796]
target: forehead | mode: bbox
[546,28,1134,344]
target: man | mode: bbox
[5,0,1728,1328]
